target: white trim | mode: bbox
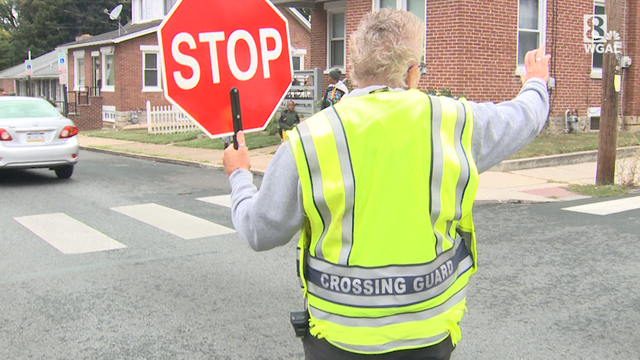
[91,51,100,57]
[140,44,160,52]
[73,51,85,91]
[516,0,547,71]
[101,51,115,92]
[100,46,114,55]
[291,46,306,70]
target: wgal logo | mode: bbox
[584,15,622,54]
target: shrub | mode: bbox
[265,115,280,136]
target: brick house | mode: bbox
[274,0,639,132]
[56,0,311,130]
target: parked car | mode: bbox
[0,96,79,179]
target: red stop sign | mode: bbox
[158,0,293,137]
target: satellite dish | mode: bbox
[108,4,123,21]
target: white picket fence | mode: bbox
[146,101,200,134]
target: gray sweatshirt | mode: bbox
[228,79,550,251]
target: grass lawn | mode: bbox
[84,129,281,150]
[174,131,281,150]
[566,184,631,197]
[84,129,202,144]
[85,128,640,159]
[511,131,640,159]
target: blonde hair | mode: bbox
[349,8,424,88]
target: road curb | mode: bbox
[80,146,267,177]
[491,146,640,172]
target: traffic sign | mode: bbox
[58,52,68,86]
[158,0,293,138]
[25,60,33,76]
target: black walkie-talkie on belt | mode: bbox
[290,310,309,337]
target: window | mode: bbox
[374,0,426,65]
[328,10,345,69]
[73,51,85,91]
[101,47,115,92]
[517,0,546,69]
[376,0,425,23]
[588,107,601,130]
[591,1,605,78]
[141,46,161,91]
[292,48,306,71]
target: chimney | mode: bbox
[75,34,92,42]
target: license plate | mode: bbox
[27,132,45,142]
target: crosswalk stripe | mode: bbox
[196,195,232,208]
[14,213,127,254]
[562,196,640,216]
[112,203,235,239]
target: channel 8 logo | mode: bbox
[584,15,607,43]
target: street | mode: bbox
[1,151,639,359]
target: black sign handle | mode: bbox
[230,87,243,150]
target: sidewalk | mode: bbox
[78,134,639,204]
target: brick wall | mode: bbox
[282,7,311,66]
[0,79,15,93]
[624,0,640,122]
[69,95,103,131]
[108,33,169,112]
[311,0,639,124]
[310,3,329,89]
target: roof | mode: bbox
[57,19,162,50]
[0,50,59,80]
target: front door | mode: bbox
[92,56,101,95]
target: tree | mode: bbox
[295,7,311,21]
[10,0,132,64]
[0,0,19,31]
[0,28,16,69]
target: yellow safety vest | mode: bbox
[287,89,479,355]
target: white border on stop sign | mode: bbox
[157,0,294,139]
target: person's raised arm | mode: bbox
[469,45,551,173]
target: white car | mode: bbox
[0,96,79,179]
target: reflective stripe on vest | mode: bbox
[288,91,479,354]
[430,97,473,255]
[295,108,355,264]
[305,240,472,307]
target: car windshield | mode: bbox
[0,99,62,119]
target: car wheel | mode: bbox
[54,165,74,179]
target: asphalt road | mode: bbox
[1,151,639,359]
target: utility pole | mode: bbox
[596,0,622,185]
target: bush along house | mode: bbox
[273,0,639,133]
[56,0,312,131]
